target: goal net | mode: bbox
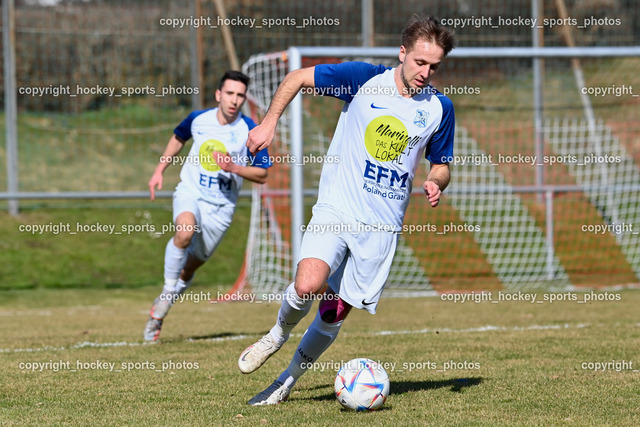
[235,47,640,296]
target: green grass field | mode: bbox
[1,286,639,426]
[1,56,638,425]
[0,201,250,290]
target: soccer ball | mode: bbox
[334,358,390,411]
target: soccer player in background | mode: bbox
[238,15,456,405]
[144,70,272,341]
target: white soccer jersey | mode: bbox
[314,62,455,229]
[173,108,271,207]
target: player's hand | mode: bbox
[423,180,442,207]
[213,151,236,173]
[246,123,276,155]
[148,172,163,201]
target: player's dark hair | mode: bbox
[401,15,456,56]
[219,70,250,90]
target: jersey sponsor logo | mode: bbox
[362,116,418,201]
[413,109,428,128]
[363,160,408,188]
[218,177,232,191]
[364,116,421,163]
[199,173,232,191]
[362,161,408,201]
[198,139,227,172]
[370,102,388,109]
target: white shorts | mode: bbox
[298,204,398,314]
[172,188,235,261]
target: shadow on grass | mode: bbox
[303,377,483,402]
[183,331,260,341]
[391,377,483,394]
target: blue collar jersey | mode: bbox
[314,62,455,229]
[173,108,271,206]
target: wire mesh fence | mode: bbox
[1,0,639,289]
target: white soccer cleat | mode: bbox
[143,318,163,342]
[143,297,173,341]
[247,380,291,406]
[238,332,282,374]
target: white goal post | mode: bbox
[237,46,640,297]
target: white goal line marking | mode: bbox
[0,322,604,354]
[374,323,590,336]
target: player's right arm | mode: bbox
[148,134,186,201]
[246,67,315,154]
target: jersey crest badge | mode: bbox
[413,109,428,128]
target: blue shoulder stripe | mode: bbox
[173,108,215,141]
[241,114,257,131]
[426,92,455,164]
[314,62,390,103]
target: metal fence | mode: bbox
[238,43,640,288]
[3,0,640,205]
[2,1,640,288]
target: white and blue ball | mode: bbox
[334,358,390,411]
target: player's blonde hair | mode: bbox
[401,15,456,56]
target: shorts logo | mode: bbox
[361,299,374,306]
[413,109,428,128]
[198,139,227,172]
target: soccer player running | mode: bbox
[238,15,456,405]
[144,71,272,341]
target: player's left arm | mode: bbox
[424,91,454,208]
[212,151,268,184]
[423,162,450,208]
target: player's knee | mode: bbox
[319,295,351,323]
[294,258,330,296]
[293,281,323,298]
[173,230,194,248]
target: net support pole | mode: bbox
[554,0,622,242]
[288,47,304,272]
[189,0,203,110]
[532,0,544,204]
[3,0,19,215]
[361,0,374,47]
[545,189,555,280]
[213,0,240,70]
